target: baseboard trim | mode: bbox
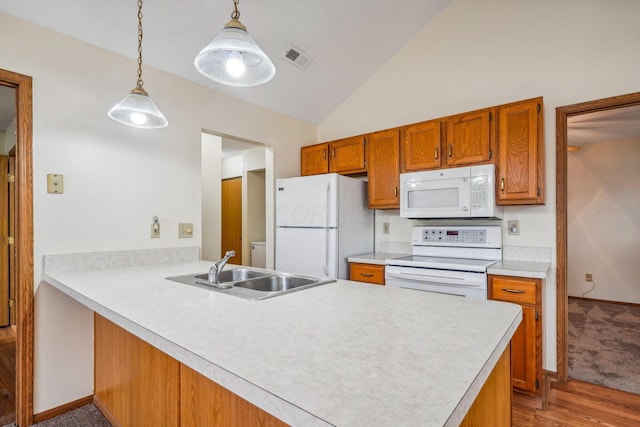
[568,295,640,308]
[32,395,94,423]
[93,395,122,427]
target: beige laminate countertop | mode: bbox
[347,252,411,265]
[42,255,521,427]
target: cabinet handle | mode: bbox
[435,147,439,161]
[360,273,374,277]
[500,177,505,192]
[394,186,398,197]
[501,288,525,294]
[332,148,336,158]
[448,145,452,158]
[323,149,327,159]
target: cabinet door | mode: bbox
[446,110,492,166]
[402,120,442,172]
[349,263,385,285]
[496,98,544,205]
[329,136,366,174]
[300,143,329,176]
[511,305,538,393]
[367,129,400,209]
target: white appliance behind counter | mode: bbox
[275,173,373,279]
[386,225,502,299]
[400,164,502,219]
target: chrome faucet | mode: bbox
[209,250,236,283]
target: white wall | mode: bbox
[221,155,243,179]
[568,139,640,303]
[201,133,222,262]
[0,12,316,413]
[318,0,640,372]
[2,117,16,154]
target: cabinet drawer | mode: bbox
[490,276,537,305]
[349,263,385,285]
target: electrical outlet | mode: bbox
[178,223,193,238]
[507,220,520,236]
[383,223,390,234]
[150,216,160,238]
[585,273,593,282]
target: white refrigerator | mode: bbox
[275,173,373,279]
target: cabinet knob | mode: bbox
[435,147,439,161]
[394,186,398,198]
[360,273,374,277]
[448,145,452,158]
[500,177,505,192]
[332,147,336,158]
[323,149,327,159]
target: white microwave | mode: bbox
[400,164,503,219]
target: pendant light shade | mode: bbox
[108,88,168,129]
[108,0,168,129]
[194,0,275,87]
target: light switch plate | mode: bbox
[178,223,193,238]
[47,174,64,194]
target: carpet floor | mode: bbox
[568,296,640,395]
[1,404,110,427]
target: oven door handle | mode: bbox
[385,270,484,287]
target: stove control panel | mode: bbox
[412,225,502,248]
[422,228,486,243]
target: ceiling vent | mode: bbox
[283,45,312,70]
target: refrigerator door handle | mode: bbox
[324,181,331,228]
[323,228,329,276]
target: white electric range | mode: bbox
[385,225,502,299]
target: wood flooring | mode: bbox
[0,326,15,426]
[513,379,640,426]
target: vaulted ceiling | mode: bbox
[0,0,451,125]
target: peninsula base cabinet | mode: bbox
[94,314,287,427]
[488,275,543,396]
[94,313,513,426]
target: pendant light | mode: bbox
[194,0,275,87]
[108,0,168,129]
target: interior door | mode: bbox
[221,177,242,265]
[0,155,8,326]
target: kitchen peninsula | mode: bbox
[42,248,521,426]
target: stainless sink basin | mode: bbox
[166,268,334,300]
[234,274,317,292]
[194,268,269,283]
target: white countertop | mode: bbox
[347,252,411,265]
[43,259,521,427]
[488,260,550,279]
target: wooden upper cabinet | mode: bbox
[367,129,400,209]
[496,98,544,205]
[301,143,329,176]
[329,135,367,174]
[446,109,493,166]
[401,120,443,172]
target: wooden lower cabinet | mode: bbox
[94,314,288,427]
[349,262,385,285]
[488,275,542,395]
[460,343,512,427]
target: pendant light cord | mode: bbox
[231,0,240,20]
[136,0,144,90]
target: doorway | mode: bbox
[0,68,34,426]
[556,91,640,384]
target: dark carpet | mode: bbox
[1,404,110,427]
[568,297,640,395]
